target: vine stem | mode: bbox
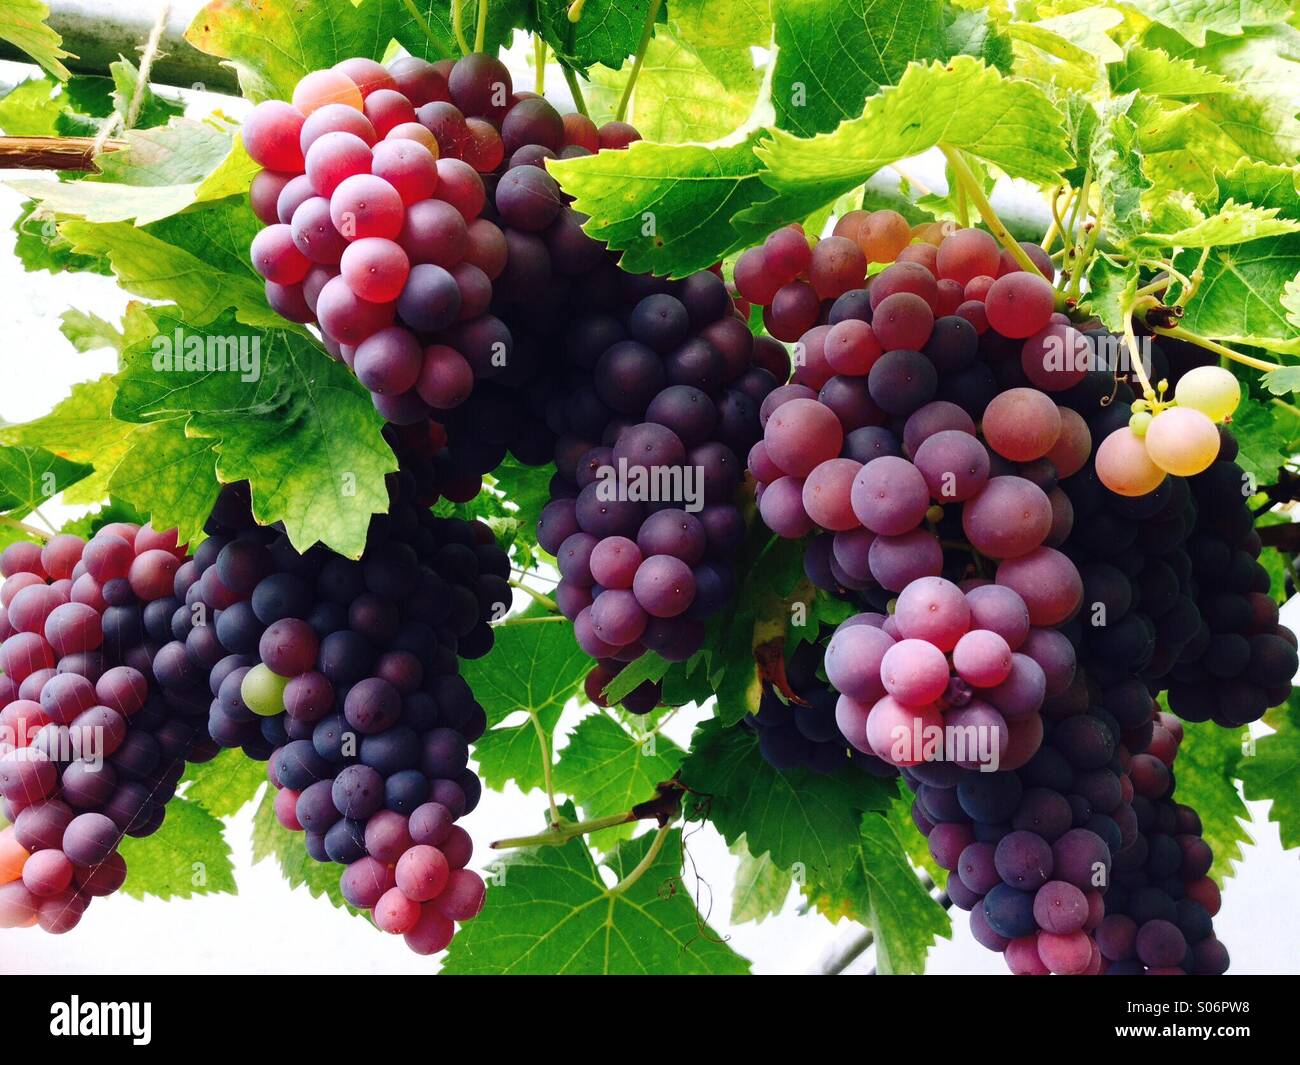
[1150,324,1282,374]
[1123,294,1160,403]
[497,614,567,626]
[609,823,673,894]
[509,579,558,613]
[534,35,547,95]
[399,0,453,59]
[452,0,472,55]
[1271,399,1300,421]
[561,63,589,117]
[474,0,489,53]
[123,1,170,132]
[938,144,1047,281]
[615,0,663,124]
[529,708,561,825]
[0,514,51,541]
[492,810,638,849]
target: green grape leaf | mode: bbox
[110,307,396,558]
[109,56,185,130]
[251,788,359,913]
[7,121,255,226]
[887,779,946,887]
[185,0,397,101]
[729,834,792,925]
[1142,24,1300,169]
[180,749,268,820]
[1081,254,1139,333]
[1124,0,1292,48]
[0,76,62,135]
[770,0,947,138]
[11,200,112,277]
[631,35,761,145]
[805,813,951,975]
[600,651,671,703]
[554,713,684,821]
[443,814,751,974]
[1227,396,1294,486]
[474,701,566,794]
[680,717,894,881]
[1139,200,1300,247]
[1175,236,1300,352]
[550,135,769,278]
[1060,92,1100,187]
[59,308,123,353]
[59,211,279,330]
[393,0,526,62]
[758,58,1071,206]
[1109,42,1234,96]
[0,443,92,516]
[0,375,143,507]
[1090,94,1149,239]
[462,617,589,792]
[0,0,72,81]
[671,0,773,48]
[942,4,1014,73]
[118,798,237,901]
[462,616,589,728]
[532,0,665,74]
[1239,693,1300,850]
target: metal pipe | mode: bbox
[0,0,238,93]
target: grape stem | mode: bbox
[451,0,472,55]
[615,0,663,124]
[938,144,1051,283]
[398,0,453,59]
[530,708,562,825]
[474,0,489,53]
[1123,294,1160,403]
[608,822,672,895]
[497,613,568,625]
[1148,324,1282,375]
[509,579,558,613]
[534,35,547,94]
[0,513,51,541]
[561,63,590,117]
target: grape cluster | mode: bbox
[242,52,635,427]
[1167,440,1298,725]
[745,220,1089,765]
[1054,355,1297,724]
[741,633,899,778]
[186,457,503,953]
[906,678,1228,974]
[826,580,1075,772]
[0,524,218,933]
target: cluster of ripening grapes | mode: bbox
[741,216,1088,770]
[242,52,638,424]
[0,525,218,933]
[181,458,500,953]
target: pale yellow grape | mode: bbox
[1174,366,1240,423]
[241,663,289,717]
[1129,411,1152,437]
[1144,407,1221,476]
[1096,427,1167,497]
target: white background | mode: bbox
[0,12,1297,975]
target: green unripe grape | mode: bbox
[242,663,289,717]
[926,504,945,524]
[1174,366,1240,423]
[1129,411,1153,437]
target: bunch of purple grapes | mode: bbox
[906,676,1228,974]
[1051,353,1296,724]
[242,52,637,427]
[1167,440,1298,725]
[744,223,1093,767]
[186,454,503,954]
[0,523,219,933]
